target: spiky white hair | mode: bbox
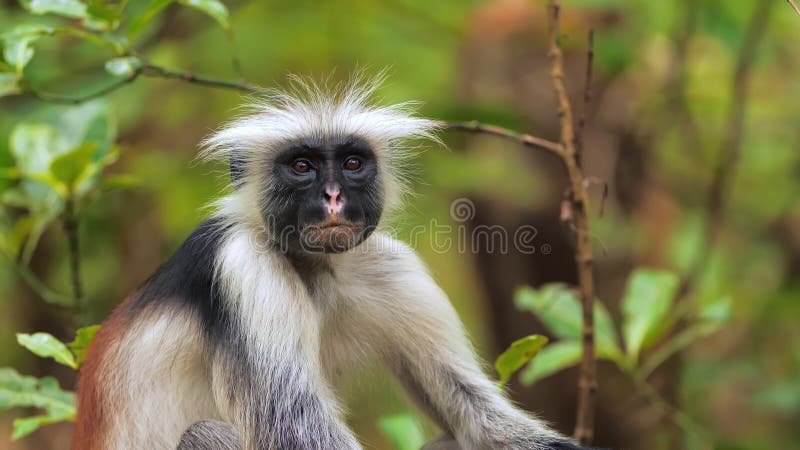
[201,74,440,230]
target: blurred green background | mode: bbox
[0,0,799,449]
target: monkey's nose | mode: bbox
[323,185,344,215]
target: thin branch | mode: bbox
[678,0,773,300]
[633,377,713,450]
[24,75,140,105]
[788,0,800,16]
[441,121,562,155]
[664,0,701,152]
[546,1,598,445]
[21,60,264,105]
[13,263,75,309]
[63,197,83,309]
[575,30,594,165]
[139,62,263,93]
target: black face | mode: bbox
[264,136,383,253]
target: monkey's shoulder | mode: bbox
[119,218,230,325]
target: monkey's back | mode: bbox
[72,219,230,450]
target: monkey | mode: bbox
[72,75,593,450]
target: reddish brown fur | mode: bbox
[71,298,133,450]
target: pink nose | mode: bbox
[324,185,344,215]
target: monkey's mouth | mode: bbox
[299,220,366,253]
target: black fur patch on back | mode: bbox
[125,217,233,343]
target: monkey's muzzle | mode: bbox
[299,220,366,253]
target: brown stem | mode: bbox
[63,197,83,310]
[22,60,264,104]
[788,0,800,16]
[24,74,141,105]
[575,30,594,166]
[546,1,597,444]
[441,121,562,155]
[140,62,264,94]
[664,0,701,152]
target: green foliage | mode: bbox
[3,101,117,269]
[510,271,731,386]
[104,56,142,78]
[378,413,426,450]
[17,333,77,369]
[0,326,99,439]
[0,368,75,440]
[515,284,623,361]
[520,340,582,386]
[19,0,88,19]
[68,325,101,367]
[128,0,175,38]
[495,334,548,385]
[621,269,680,361]
[178,0,230,30]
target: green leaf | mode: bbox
[104,56,142,78]
[19,0,88,19]
[10,123,69,176]
[0,72,20,97]
[7,102,116,262]
[1,24,56,40]
[128,0,174,38]
[495,335,548,385]
[17,333,77,369]
[378,413,426,450]
[698,295,732,323]
[621,269,680,360]
[13,414,68,440]
[515,284,623,361]
[0,368,76,439]
[519,340,582,385]
[178,0,229,29]
[3,37,34,74]
[68,325,100,367]
[85,0,126,30]
[50,143,99,188]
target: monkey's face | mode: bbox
[265,136,383,253]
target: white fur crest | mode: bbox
[200,74,441,218]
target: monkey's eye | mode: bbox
[343,157,362,171]
[291,159,313,174]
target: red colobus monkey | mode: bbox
[73,77,592,450]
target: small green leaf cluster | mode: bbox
[0,325,99,440]
[1,0,231,96]
[496,269,731,386]
[1,102,119,280]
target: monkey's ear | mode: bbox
[230,150,246,189]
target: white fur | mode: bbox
[200,74,441,218]
[103,309,218,449]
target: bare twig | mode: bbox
[664,0,701,152]
[441,121,562,155]
[545,1,598,444]
[788,0,800,16]
[575,30,594,165]
[22,60,264,104]
[13,263,75,309]
[63,197,83,310]
[140,62,263,93]
[24,75,141,104]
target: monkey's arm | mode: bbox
[376,249,587,450]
